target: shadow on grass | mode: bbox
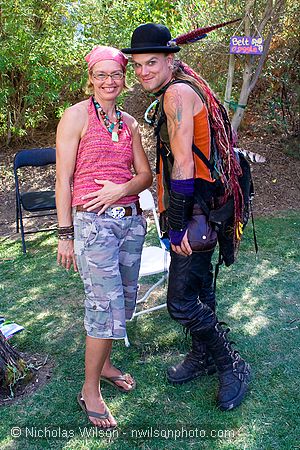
[0,212,299,449]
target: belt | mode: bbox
[76,201,142,218]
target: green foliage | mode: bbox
[0,0,185,143]
[0,0,87,142]
[0,0,298,143]
[0,0,244,143]
[266,45,300,138]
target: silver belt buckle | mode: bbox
[109,206,126,219]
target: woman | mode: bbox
[56,45,152,429]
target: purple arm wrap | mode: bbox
[170,178,195,196]
[169,229,186,246]
[169,178,194,246]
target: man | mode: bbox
[122,23,251,411]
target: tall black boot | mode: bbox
[167,333,216,385]
[202,322,251,411]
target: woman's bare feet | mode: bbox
[81,384,117,429]
[101,364,135,391]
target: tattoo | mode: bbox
[172,161,185,180]
[166,88,183,142]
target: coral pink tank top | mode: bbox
[72,97,138,206]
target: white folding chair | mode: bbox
[124,189,170,346]
[135,189,170,316]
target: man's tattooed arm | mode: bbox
[164,85,195,180]
[172,160,185,180]
[165,88,183,142]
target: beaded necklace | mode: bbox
[92,97,123,142]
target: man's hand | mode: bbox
[171,230,192,256]
[81,179,125,215]
[57,240,78,272]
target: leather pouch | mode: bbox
[188,208,218,252]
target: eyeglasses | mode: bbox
[92,71,124,81]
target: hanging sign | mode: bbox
[230,36,264,55]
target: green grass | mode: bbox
[0,213,299,449]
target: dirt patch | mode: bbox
[0,353,54,406]
[236,111,300,216]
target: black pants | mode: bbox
[167,249,216,334]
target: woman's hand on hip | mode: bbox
[57,240,78,272]
[81,179,125,215]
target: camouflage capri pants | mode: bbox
[73,208,146,339]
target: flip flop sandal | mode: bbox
[100,372,136,392]
[77,392,116,430]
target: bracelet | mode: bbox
[58,235,74,241]
[57,225,74,241]
[58,225,74,232]
[58,226,74,235]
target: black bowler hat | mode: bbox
[122,23,181,54]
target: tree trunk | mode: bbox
[230,0,285,131]
[224,54,235,113]
[231,0,253,130]
[231,32,274,131]
[0,331,32,394]
[231,55,253,131]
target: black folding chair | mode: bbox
[13,147,57,253]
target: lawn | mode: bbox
[0,212,299,449]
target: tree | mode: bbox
[0,0,88,144]
[228,0,285,131]
[0,0,183,145]
[0,0,296,142]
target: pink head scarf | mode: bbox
[85,46,128,72]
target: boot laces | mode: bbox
[215,323,242,363]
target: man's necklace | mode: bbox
[92,97,123,142]
[145,79,174,126]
